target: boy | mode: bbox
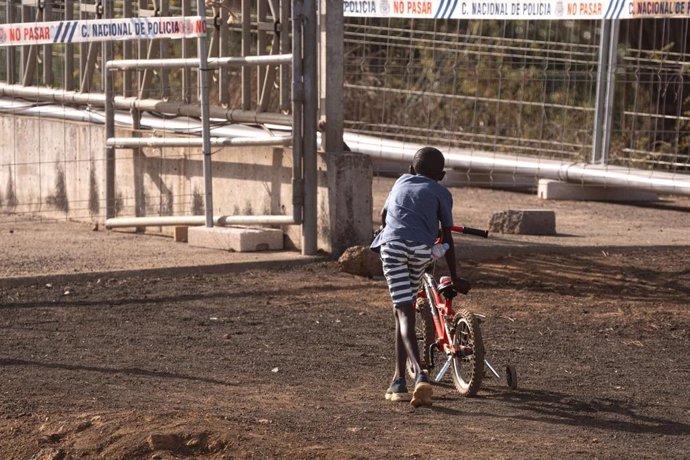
[371,146,470,407]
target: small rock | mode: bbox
[186,437,203,448]
[75,418,94,432]
[338,245,383,277]
[147,433,182,452]
[92,223,99,231]
[31,448,66,460]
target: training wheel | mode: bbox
[506,364,518,390]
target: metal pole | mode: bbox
[195,0,214,228]
[103,1,115,220]
[345,134,690,196]
[106,214,297,229]
[280,0,290,111]
[0,83,293,125]
[591,20,610,164]
[601,20,620,166]
[302,0,318,255]
[159,0,171,101]
[291,0,304,226]
[320,0,344,154]
[6,0,16,84]
[257,0,268,108]
[106,54,293,70]
[106,136,291,148]
[64,0,74,90]
[241,0,251,110]
[181,0,192,103]
[21,2,37,86]
[219,2,230,105]
[591,19,619,165]
[42,1,52,86]
[122,0,134,96]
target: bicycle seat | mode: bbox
[438,276,458,299]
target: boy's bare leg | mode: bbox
[397,302,433,407]
[393,314,408,381]
[395,302,422,376]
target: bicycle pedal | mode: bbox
[457,346,474,357]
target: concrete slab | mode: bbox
[489,209,556,235]
[188,226,284,252]
[538,179,658,202]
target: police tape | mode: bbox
[343,0,690,19]
[0,16,207,47]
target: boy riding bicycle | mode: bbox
[371,146,470,407]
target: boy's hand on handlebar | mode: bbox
[453,276,471,295]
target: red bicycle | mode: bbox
[408,226,517,396]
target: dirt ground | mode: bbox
[1,178,689,459]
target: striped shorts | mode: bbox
[380,240,432,307]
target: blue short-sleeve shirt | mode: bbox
[371,174,454,249]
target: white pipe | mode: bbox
[105,215,297,228]
[106,135,292,148]
[0,83,292,125]
[344,133,690,197]
[105,54,293,70]
[0,99,280,138]
[2,97,688,197]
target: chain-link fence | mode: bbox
[344,17,690,174]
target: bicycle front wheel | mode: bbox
[450,309,485,396]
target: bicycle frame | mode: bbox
[417,273,465,384]
[415,225,494,385]
[418,273,455,357]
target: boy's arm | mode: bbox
[441,226,471,294]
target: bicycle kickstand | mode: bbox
[434,355,454,383]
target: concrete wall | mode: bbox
[0,114,372,255]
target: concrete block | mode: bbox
[188,226,283,252]
[489,209,556,235]
[538,179,658,202]
[173,226,188,243]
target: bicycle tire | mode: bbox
[406,296,436,379]
[450,309,485,397]
[506,364,518,391]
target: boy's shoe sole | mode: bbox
[410,382,433,407]
[385,391,411,402]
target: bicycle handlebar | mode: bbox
[451,226,489,238]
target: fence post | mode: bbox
[104,1,116,220]
[195,0,214,227]
[592,19,620,165]
[302,0,318,255]
[319,0,344,155]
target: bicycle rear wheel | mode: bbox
[450,309,485,396]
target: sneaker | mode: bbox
[410,372,433,408]
[385,377,410,402]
